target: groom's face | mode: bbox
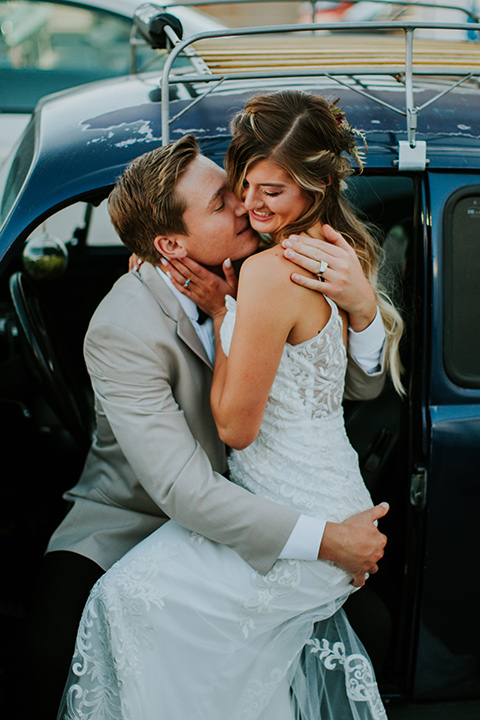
[170,155,259,267]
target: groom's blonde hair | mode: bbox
[108,134,199,264]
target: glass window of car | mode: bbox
[0,0,133,112]
[443,186,480,388]
[0,118,34,226]
[21,198,121,251]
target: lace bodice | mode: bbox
[221,294,347,421]
[220,295,373,523]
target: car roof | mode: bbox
[30,70,480,171]
[1,16,480,257]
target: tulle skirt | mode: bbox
[58,521,387,720]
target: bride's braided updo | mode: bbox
[226,90,404,394]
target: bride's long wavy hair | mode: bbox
[226,90,404,395]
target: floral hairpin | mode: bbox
[328,98,367,171]
[329,98,346,126]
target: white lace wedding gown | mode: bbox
[58,296,387,720]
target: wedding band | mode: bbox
[184,279,191,288]
[316,259,328,281]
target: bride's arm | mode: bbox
[211,251,299,450]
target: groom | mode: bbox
[29,135,389,718]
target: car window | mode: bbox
[0,119,34,226]
[443,186,480,388]
[23,198,121,249]
[0,0,133,112]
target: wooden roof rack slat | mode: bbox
[193,36,480,72]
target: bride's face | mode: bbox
[242,158,311,238]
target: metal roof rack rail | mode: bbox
[132,2,480,171]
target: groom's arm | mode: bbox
[280,505,389,587]
[86,307,387,581]
[344,310,386,400]
[85,313,300,576]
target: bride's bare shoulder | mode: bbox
[240,245,296,285]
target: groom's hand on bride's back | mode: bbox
[318,503,389,588]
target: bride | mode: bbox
[58,90,402,720]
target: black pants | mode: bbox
[25,551,391,720]
[25,551,104,720]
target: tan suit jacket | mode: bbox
[48,262,385,575]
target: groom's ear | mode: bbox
[154,235,188,260]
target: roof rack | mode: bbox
[133,2,480,171]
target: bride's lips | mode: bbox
[250,209,274,223]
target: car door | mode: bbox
[409,171,480,700]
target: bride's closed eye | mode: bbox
[243,181,282,198]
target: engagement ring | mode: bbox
[316,259,328,282]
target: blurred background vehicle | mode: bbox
[0,0,225,166]
[297,0,480,38]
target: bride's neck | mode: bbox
[272,220,324,245]
[304,220,324,240]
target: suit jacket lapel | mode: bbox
[137,263,213,368]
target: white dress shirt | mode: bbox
[157,268,385,561]
[157,267,215,364]
[348,307,386,374]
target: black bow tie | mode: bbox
[196,307,210,325]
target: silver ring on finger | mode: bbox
[316,259,328,282]
[184,279,191,289]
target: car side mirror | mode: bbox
[22,233,69,280]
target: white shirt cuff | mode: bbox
[348,307,386,374]
[278,514,326,560]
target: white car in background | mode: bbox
[0,0,224,166]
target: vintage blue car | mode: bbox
[0,3,479,715]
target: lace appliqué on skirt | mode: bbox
[307,637,388,719]
[239,560,301,638]
[61,539,177,720]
